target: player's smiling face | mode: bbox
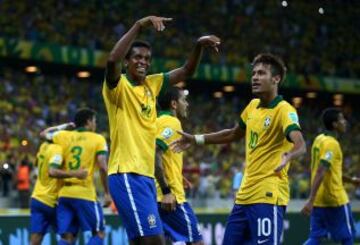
[126,47,151,82]
[251,63,280,96]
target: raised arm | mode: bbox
[97,154,112,207]
[170,124,244,153]
[39,122,74,140]
[167,35,221,85]
[105,16,172,89]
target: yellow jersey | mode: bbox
[102,73,169,178]
[277,139,294,206]
[52,128,108,201]
[236,96,301,205]
[311,132,348,207]
[32,142,63,207]
[155,111,186,203]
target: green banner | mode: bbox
[0,212,359,245]
[1,37,360,93]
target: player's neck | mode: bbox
[259,92,278,107]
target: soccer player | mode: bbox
[31,140,87,245]
[302,108,360,245]
[171,53,307,244]
[155,86,203,245]
[102,15,220,245]
[40,108,110,245]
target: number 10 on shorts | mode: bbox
[257,218,272,237]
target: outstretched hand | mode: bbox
[197,35,221,52]
[169,131,195,153]
[138,16,173,31]
[274,152,291,173]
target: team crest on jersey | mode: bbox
[264,116,271,129]
[147,214,157,228]
[288,112,299,124]
[161,127,174,139]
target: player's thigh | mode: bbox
[30,198,55,234]
[222,204,250,245]
[74,199,105,233]
[57,197,78,235]
[325,204,355,242]
[159,202,202,243]
[245,204,283,245]
[109,173,163,240]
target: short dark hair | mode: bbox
[321,107,341,131]
[74,108,96,128]
[125,40,152,59]
[158,86,182,110]
[252,53,287,83]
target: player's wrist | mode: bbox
[161,186,171,195]
[194,134,205,145]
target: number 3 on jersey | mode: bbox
[69,146,82,170]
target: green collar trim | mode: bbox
[158,110,173,116]
[76,127,88,132]
[324,130,337,138]
[257,95,283,109]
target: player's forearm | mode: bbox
[308,167,326,202]
[202,128,241,145]
[154,149,170,193]
[108,22,142,63]
[181,43,203,79]
[39,123,73,140]
[343,175,360,185]
[99,168,109,194]
[48,169,75,179]
[286,142,306,161]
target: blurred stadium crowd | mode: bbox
[0,0,360,207]
[1,68,359,207]
[0,0,359,77]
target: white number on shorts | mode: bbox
[257,218,271,237]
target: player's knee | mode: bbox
[30,233,43,245]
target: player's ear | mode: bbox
[171,100,177,110]
[272,75,281,85]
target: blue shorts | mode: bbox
[30,198,57,234]
[308,203,355,242]
[57,197,104,235]
[222,203,283,245]
[158,202,202,243]
[109,173,163,240]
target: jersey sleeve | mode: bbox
[156,118,180,152]
[147,73,169,97]
[48,144,63,169]
[102,75,124,107]
[238,101,253,130]
[96,135,108,156]
[281,105,301,141]
[319,140,338,168]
